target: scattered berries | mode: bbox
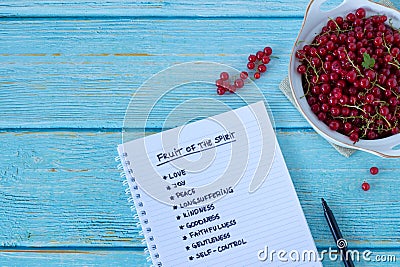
[370,166,379,175]
[296,8,400,142]
[362,181,370,191]
[216,47,273,94]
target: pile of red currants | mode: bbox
[296,8,400,142]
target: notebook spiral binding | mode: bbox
[115,154,163,267]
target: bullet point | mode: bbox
[179,225,184,230]
[166,186,171,190]
[188,256,193,261]
[176,215,181,220]
[170,196,174,200]
[163,175,167,180]
[183,236,187,240]
[186,246,190,251]
[173,206,177,210]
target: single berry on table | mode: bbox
[370,166,379,175]
[362,181,370,191]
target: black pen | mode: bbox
[321,198,354,267]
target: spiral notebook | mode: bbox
[117,101,321,266]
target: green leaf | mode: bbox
[362,53,375,69]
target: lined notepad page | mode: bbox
[118,101,322,266]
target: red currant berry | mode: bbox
[227,84,237,93]
[311,103,320,114]
[215,79,224,87]
[335,16,344,25]
[248,54,256,62]
[240,71,248,80]
[346,13,356,22]
[247,62,255,70]
[365,94,374,104]
[346,70,357,83]
[360,78,371,89]
[254,72,261,79]
[258,64,267,73]
[362,181,370,191]
[379,106,390,116]
[297,64,306,74]
[374,36,383,46]
[263,46,272,56]
[344,122,353,132]
[389,96,398,106]
[295,50,305,59]
[256,51,264,60]
[217,86,226,95]
[391,47,400,57]
[262,56,270,64]
[370,166,379,175]
[386,78,397,89]
[234,79,244,89]
[318,112,327,121]
[329,120,340,131]
[220,72,229,81]
[355,8,366,19]
[341,107,350,116]
[349,132,359,142]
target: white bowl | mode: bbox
[289,0,400,157]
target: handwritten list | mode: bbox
[118,101,322,266]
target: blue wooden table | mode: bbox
[1,0,400,266]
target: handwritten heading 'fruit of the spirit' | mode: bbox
[156,132,236,166]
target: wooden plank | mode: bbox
[0,248,398,266]
[0,249,149,266]
[0,130,399,248]
[0,0,346,17]
[0,18,310,129]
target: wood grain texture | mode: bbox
[1,0,400,265]
[0,0,346,17]
[0,249,149,267]
[1,130,399,249]
[0,249,398,266]
[0,18,309,129]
